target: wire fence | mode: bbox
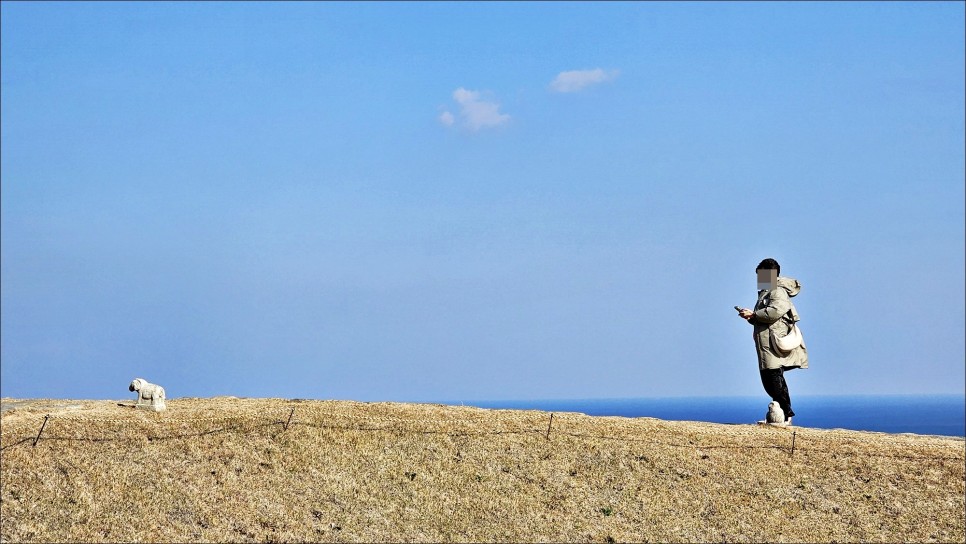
[2,405,963,464]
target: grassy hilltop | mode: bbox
[1,397,964,543]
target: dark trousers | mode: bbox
[760,367,795,421]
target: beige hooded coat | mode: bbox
[750,276,809,371]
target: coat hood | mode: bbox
[777,276,802,323]
[777,276,801,298]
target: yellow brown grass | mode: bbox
[1,397,964,543]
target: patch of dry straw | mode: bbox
[1,398,964,543]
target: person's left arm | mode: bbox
[747,289,791,324]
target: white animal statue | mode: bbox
[129,378,166,412]
[765,401,785,425]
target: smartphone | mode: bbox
[734,306,743,312]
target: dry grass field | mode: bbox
[1,397,964,543]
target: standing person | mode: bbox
[737,258,808,425]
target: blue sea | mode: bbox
[455,395,965,438]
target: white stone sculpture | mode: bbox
[765,401,784,425]
[129,378,166,412]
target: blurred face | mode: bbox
[756,268,778,291]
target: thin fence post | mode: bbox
[546,413,554,440]
[790,431,796,457]
[33,415,50,447]
[284,408,295,431]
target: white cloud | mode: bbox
[446,87,510,130]
[439,110,455,126]
[550,68,620,93]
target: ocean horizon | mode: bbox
[447,394,966,438]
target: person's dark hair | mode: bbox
[756,258,780,276]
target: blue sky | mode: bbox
[2,2,964,403]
